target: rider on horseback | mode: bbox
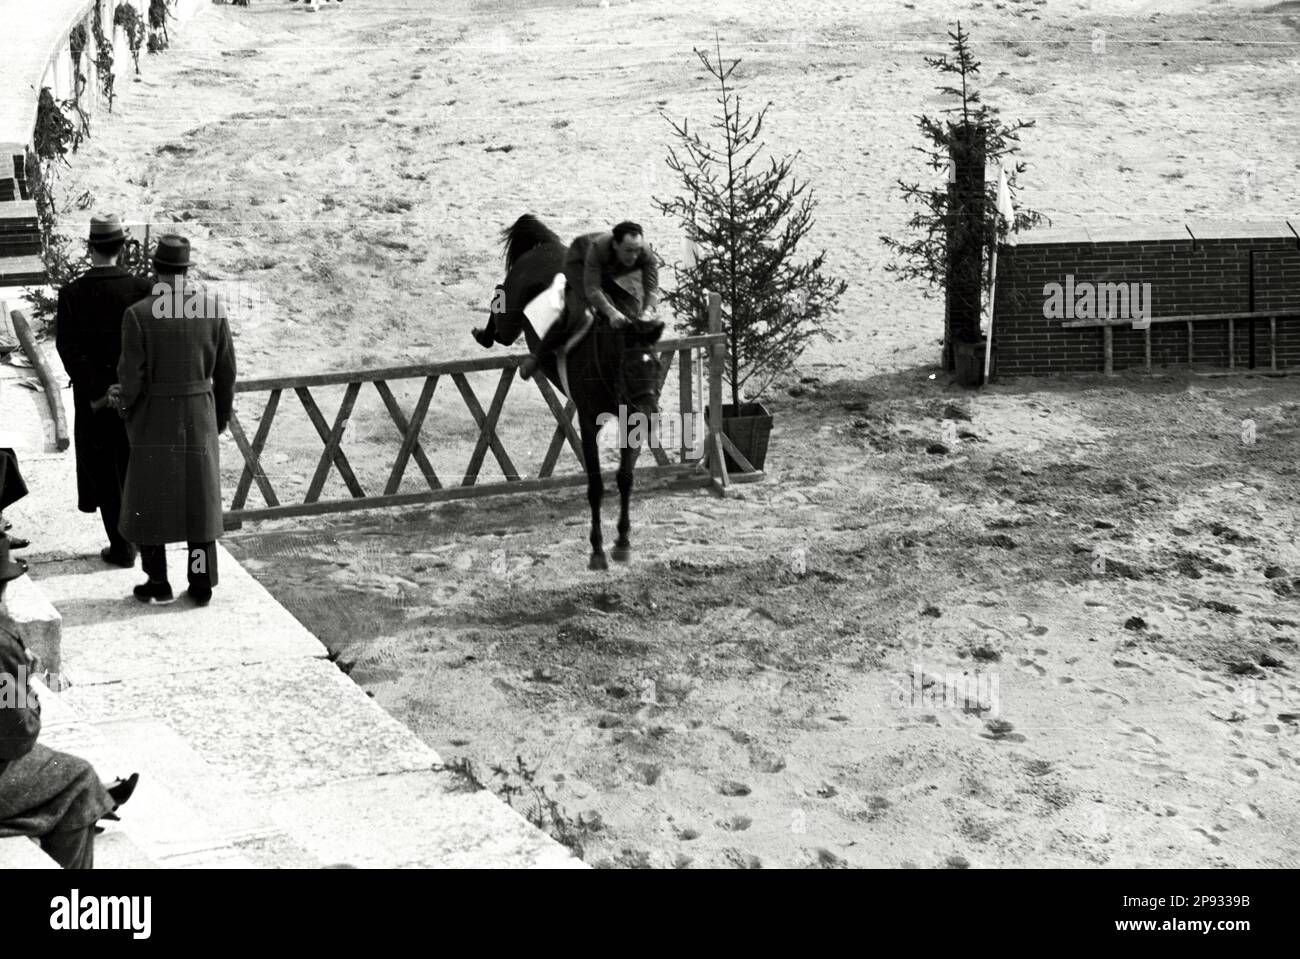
[518,221,662,381]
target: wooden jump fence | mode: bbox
[222,292,760,530]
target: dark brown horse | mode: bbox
[472,214,664,570]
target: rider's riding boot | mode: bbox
[472,326,495,348]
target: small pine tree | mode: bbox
[654,37,846,408]
[879,22,1046,359]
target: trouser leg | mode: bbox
[30,752,114,869]
[40,827,95,869]
[100,423,132,553]
[139,544,168,582]
[186,541,217,590]
[100,504,131,554]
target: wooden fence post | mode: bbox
[678,341,693,463]
[706,291,729,489]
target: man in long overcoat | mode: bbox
[55,214,153,567]
[115,235,237,605]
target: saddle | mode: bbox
[523,273,596,398]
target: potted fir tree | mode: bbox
[654,38,845,472]
[880,21,1045,387]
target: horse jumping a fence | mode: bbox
[221,293,757,543]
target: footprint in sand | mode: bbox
[1013,613,1048,636]
[981,719,1027,743]
[1112,721,1182,778]
[1088,685,1130,706]
[1017,656,1047,678]
[1229,764,1261,788]
[1232,802,1266,821]
[1190,826,1224,846]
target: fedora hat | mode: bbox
[88,212,125,244]
[151,234,192,272]
[0,534,27,585]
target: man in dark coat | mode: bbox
[115,234,236,606]
[55,213,153,567]
[518,220,661,380]
[1,544,137,868]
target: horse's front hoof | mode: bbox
[588,552,609,571]
[610,544,632,563]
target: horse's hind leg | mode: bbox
[580,415,607,571]
[611,443,639,563]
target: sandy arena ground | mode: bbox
[49,0,1300,866]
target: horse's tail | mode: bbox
[501,213,563,271]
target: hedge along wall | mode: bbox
[0,0,209,201]
[988,221,1300,377]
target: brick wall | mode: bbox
[990,223,1300,376]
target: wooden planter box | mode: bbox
[954,338,987,388]
[721,401,773,473]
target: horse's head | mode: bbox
[617,324,666,420]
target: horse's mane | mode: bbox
[500,213,563,271]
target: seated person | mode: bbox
[0,542,137,868]
[519,220,662,380]
[0,447,29,550]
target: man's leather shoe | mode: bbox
[106,773,139,809]
[133,580,174,604]
[8,536,28,550]
[187,586,212,606]
[101,546,136,568]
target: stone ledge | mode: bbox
[264,770,584,869]
[33,545,327,687]
[0,835,59,869]
[61,658,444,793]
[0,571,63,686]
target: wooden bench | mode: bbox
[1061,310,1293,375]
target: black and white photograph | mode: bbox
[0,0,1294,925]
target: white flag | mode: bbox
[996,165,1016,246]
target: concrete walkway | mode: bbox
[1,337,582,868]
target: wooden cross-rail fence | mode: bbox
[222,292,760,530]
